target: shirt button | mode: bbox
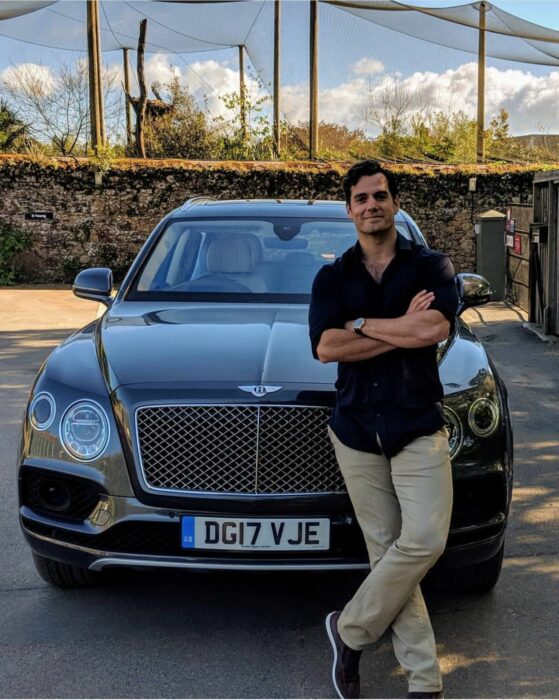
[373,382,378,387]
[376,413,381,417]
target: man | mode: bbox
[308,160,458,699]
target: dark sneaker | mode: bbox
[407,691,444,698]
[325,611,362,699]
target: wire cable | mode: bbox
[243,1,266,45]
[122,0,232,48]
[100,0,124,50]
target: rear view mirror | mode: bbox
[456,273,492,314]
[73,268,113,307]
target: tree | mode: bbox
[2,59,123,155]
[281,121,378,161]
[143,77,216,159]
[0,99,30,152]
[213,70,274,160]
[487,108,512,159]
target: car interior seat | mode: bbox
[186,238,267,292]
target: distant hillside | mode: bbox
[511,134,559,151]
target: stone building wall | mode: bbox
[0,156,542,283]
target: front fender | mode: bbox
[20,322,134,497]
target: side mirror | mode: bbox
[73,268,113,307]
[456,273,492,314]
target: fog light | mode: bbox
[468,398,499,437]
[30,393,56,431]
[38,479,71,512]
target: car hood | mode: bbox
[97,302,464,393]
[98,302,337,391]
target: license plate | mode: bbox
[181,516,330,551]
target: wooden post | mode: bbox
[94,0,105,147]
[273,0,281,158]
[123,48,133,149]
[86,0,103,151]
[239,44,247,143]
[476,1,486,163]
[309,0,318,160]
[136,19,147,158]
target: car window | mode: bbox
[130,215,427,302]
[131,217,358,300]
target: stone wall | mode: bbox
[0,155,544,283]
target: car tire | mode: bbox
[441,543,505,594]
[32,553,103,588]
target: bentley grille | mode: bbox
[136,405,345,495]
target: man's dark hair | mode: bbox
[342,160,399,205]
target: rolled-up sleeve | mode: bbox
[419,251,459,332]
[308,265,346,360]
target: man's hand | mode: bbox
[406,289,434,315]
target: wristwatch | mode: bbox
[353,318,366,336]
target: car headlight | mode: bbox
[29,392,56,431]
[60,400,110,461]
[443,405,462,460]
[468,398,499,437]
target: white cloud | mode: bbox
[141,54,267,121]
[280,62,559,136]
[144,53,181,91]
[1,62,55,96]
[352,58,385,75]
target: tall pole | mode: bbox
[86,0,103,151]
[476,1,486,163]
[136,18,148,158]
[123,48,133,149]
[273,0,281,158]
[239,45,247,144]
[309,0,318,160]
[94,0,105,147]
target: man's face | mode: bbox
[346,173,400,238]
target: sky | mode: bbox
[1,0,559,137]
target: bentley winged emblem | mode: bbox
[239,385,283,397]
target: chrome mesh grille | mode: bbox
[136,405,345,495]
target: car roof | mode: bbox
[169,197,411,222]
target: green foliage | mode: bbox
[0,221,31,285]
[144,77,216,159]
[87,143,125,174]
[213,71,274,160]
[0,99,29,153]
[280,121,378,161]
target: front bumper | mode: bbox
[20,464,510,574]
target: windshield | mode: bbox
[129,216,423,302]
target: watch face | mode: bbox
[354,318,366,333]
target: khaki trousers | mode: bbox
[328,426,453,693]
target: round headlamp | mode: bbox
[30,392,56,431]
[60,400,110,461]
[468,398,499,437]
[442,405,462,460]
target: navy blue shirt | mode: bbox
[309,233,459,458]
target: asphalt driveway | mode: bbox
[1,289,558,698]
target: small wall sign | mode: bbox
[513,233,522,255]
[506,234,514,248]
[25,211,53,221]
[505,218,515,234]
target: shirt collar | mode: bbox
[350,231,413,262]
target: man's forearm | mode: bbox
[360,310,449,348]
[316,328,396,363]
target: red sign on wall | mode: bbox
[513,233,522,255]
